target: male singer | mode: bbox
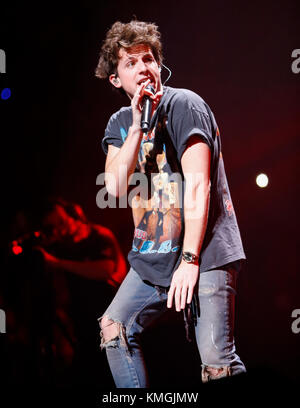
[95,19,246,387]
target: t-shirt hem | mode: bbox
[200,254,246,273]
[128,253,246,288]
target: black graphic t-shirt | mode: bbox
[102,86,246,287]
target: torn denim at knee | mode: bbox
[98,315,128,351]
[201,364,232,383]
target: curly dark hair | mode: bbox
[95,20,163,79]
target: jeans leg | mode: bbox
[97,268,168,388]
[194,262,246,382]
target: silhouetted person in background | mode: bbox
[5,197,127,387]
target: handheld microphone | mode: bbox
[141,84,155,133]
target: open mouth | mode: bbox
[138,77,155,87]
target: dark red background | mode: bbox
[1,0,299,393]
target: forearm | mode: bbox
[105,125,143,196]
[167,182,210,312]
[182,181,210,257]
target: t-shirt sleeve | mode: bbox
[101,111,127,155]
[168,92,214,162]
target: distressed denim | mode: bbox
[98,262,246,388]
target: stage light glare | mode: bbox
[1,88,11,100]
[256,173,269,188]
[12,245,23,255]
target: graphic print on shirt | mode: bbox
[219,154,235,218]
[122,122,182,255]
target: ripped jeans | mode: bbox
[98,262,246,388]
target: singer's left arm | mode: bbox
[167,135,211,311]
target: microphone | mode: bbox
[141,84,155,133]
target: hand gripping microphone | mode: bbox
[141,84,155,133]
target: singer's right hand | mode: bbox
[131,79,151,129]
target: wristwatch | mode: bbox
[182,251,199,264]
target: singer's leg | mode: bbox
[195,262,246,382]
[98,267,168,388]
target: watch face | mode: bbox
[183,252,193,262]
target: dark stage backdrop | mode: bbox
[0,0,299,395]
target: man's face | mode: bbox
[42,205,77,243]
[110,44,162,98]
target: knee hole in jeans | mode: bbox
[100,316,127,350]
[201,365,232,383]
